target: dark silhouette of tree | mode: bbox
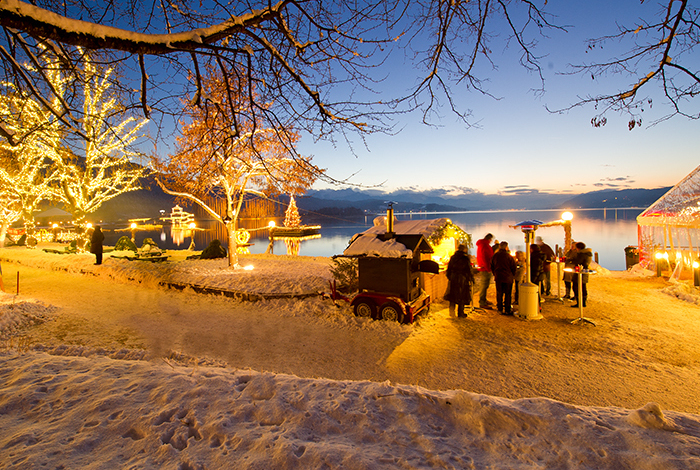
[0,0,560,161]
[551,0,699,129]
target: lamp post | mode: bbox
[561,211,573,252]
[693,260,700,288]
[266,220,276,254]
[655,251,668,277]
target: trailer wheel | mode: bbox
[379,301,405,323]
[353,299,376,319]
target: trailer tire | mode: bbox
[353,299,377,319]
[379,301,405,323]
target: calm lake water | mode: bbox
[102,208,643,271]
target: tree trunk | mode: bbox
[0,221,7,248]
[226,220,239,267]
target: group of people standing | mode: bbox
[445,232,593,317]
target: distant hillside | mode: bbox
[558,187,669,210]
[89,183,671,223]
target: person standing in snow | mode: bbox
[571,241,593,308]
[90,225,105,265]
[513,249,526,305]
[529,244,546,303]
[536,236,556,296]
[491,241,516,315]
[562,241,579,300]
[475,233,494,308]
[445,244,474,318]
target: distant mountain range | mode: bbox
[90,180,669,222]
[293,186,669,216]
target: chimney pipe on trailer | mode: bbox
[384,201,396,239]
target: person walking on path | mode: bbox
[491,241,516,315]
[571,241,593,308]
[475,233,494,308]
[445,244,475,318]
[90,225,105,265]
[536,236,556,296]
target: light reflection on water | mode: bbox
[102,208,643,271]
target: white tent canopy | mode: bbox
[637,165,700,265]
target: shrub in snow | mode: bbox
[141,238,159,249]
[114,236,138,252]
[200,239,227,259]
[330,257,358,293]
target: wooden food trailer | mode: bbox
[339,206,447,323]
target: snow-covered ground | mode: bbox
[1,245,700,469]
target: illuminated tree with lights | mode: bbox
[0,151,55,244]
[0,69,64,239]
[156,66,322,268]
[46,55,148,230]
[1,48,147,249]
[284,195,302,228]
[0,181,22,246]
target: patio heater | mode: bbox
[512,220,544,320]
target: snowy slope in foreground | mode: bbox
[2,351,699,470]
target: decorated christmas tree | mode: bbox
[284,195,302,227]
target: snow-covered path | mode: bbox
[3,251,700,415]
[2,247,700,468]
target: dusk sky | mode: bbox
[301,1,699,196]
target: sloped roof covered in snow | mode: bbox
[365,217,453,239]
[638,165,700,228]
[342,218,448,258]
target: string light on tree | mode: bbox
[284,195,301,228]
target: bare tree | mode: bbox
[0,0,561,161]
[552,0,700,129]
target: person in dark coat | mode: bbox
[491,241,516,315]
[571,241,593,307]
[562,241,578,300]
[90,225,105,265]
[536,236,556,296]
[529,244,545,287]
[513,250,526,305]
[445,244,474,318]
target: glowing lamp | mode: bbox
[52,223,58,229]
[130,222,137,229]
[243,265,254,271]
[561,212,573,221]
[86,223,93,229]
[268,221,276,228]
[188,222,196,229]
[693,261,700,269]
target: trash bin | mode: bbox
[624,246,639,270]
